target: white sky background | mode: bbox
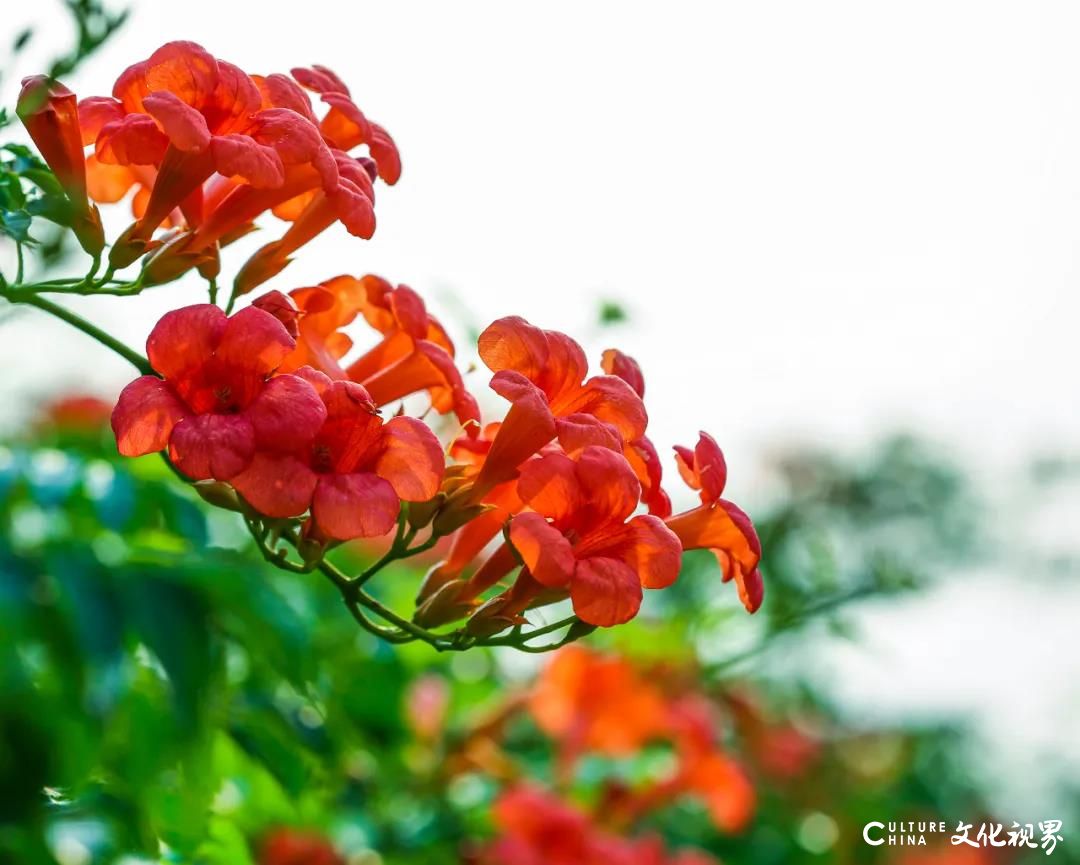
[2,0,1079,819]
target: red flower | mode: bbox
[81,41,338,266]
[111,304,326,481]
[665,432,763,613]
[482,786,719,865]
[529,645,669,767]
[259,829,343,865]
[230,368,444,540]
[466,316,647,502]
[601,348,672,518]
[258,276,479,431]
[290,64,401,184]
[666,696,757,833]
[230,153,377,294]
[506,446,681,627]
[16,76,104,255]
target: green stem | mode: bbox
[4,292,152,374]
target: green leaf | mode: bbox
[21,168,63,197]
[0,210,34,243]
[195,817,257,865]
[598,299,629,325]
[121,572,218,731]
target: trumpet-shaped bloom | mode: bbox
[81,41,338,265]
[257,276,479,430]
[529,645,669,760]
[111,304,326,481]
[17,75,104,254]
[466,317,646,501]
[230,153,376,294]
[291,64,401,184]
[507,446,681,626]
[664,432,763,613]
[230,369,444,540]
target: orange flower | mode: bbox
[80,41,338,267]
[17,76,104,255]
[256,276,479,431]
[601,348,672,517]
[503,445,682,627]
[290,64,401,184]
[665,696,756,833]
[466,316,647,502]
[529,645,669,766]
[665,431,763,613]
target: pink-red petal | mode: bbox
[375,416,445,502]
[571,556,642,627]
[168,412,255,481]
[146,303,226,379]
[111,375,188,456]
[230,451,318,518]
[509,512,575,589]
[245,372,327,452]
[215,305,295,376]
[311,471,399,540]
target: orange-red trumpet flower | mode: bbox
[16,75,104,255]
[665,431,763,613]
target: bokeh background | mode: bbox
[1,2,1078,863]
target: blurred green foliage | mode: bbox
[3,411,1068,864]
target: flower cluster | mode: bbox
[528,645,757,834]
[18,40,395,285]
[19,40,764,645]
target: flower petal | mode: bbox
[142,90,211,151]
[211,133,285,188]
[694,431,728,503]
[376,416,445,502]
[571,556,642,626]
[168,412,255,480]
[142,41,218,108]
[616,514,683,589]
[555,413,622,456]
[96,113,169,165]
[111,375,188,456]
[574,445,640,527]
[78,96,125,145]
[600,348,645,398]
[311,472,398,540]
[477,316,549,381]
[471,371,556,496]
[369,122,401,184]
[246,373,327,452]
[557,374,648,443]
[215,306,295,376]
[231,451,318,518]
[516,451,582,526]
[250,108,337,190]
[146,303,226,379]
[509,512,575,589]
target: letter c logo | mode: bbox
[863,822,885,846]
